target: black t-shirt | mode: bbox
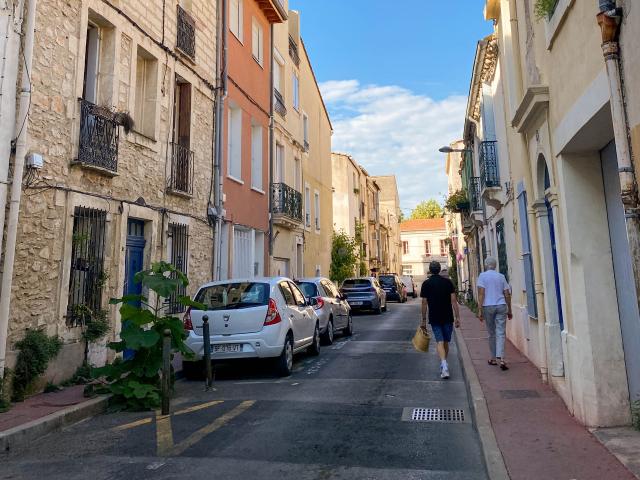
[420,274,455,325]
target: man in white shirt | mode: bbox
[477,257,512,370]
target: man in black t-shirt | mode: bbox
[420,261,460,379]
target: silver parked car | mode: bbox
[340,277,387,314]
[296,278,353,345]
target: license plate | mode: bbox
[350,301,363,306]
[214,344,242,353]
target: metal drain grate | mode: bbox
[409,408,465,423]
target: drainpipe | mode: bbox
[212,0,227,281]
[268,23,275,268]
[0,0,36,377]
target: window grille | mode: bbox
[67,207,107,326]
[177,5,196,59]
[78,99,119,172]
[168,142,194,195]
[166,223,189,314]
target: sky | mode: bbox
[288,0,493,212]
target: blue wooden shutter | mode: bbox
[517,182,537,318]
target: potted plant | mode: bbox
[445,190,470,213]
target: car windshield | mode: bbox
[195,282,269,310]
[296,282,318,298]
[342,279,371,288]
[379,276,395,286]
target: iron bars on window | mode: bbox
[479,140,500,190]
[168,142,195,195]
[177,5,196,60]
[274,90,287,117]
[67,206,107,326]
[271,183,303,222]
[289,35,300,67]
[166,223,189,314]
[78,99,119,173]
[469,176,482,212]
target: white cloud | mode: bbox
[320,80,467,211]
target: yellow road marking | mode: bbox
[174,400,224,416]
[156,413,174,457]
[169,400,256,457]
[112,417,153,432]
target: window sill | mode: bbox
[227,175,244,185]
[230,30,243,45]
[252,56,264,69]
[251,186,265,195]
[71,161,119,178]
[545,0,575,50]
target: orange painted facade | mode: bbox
[222,0,285,278]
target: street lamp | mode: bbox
[438,146,471,154]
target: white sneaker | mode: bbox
[441,365,450,379]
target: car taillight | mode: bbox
[264,298,281,326]
[183,307,193,331]
[313,296,325,310]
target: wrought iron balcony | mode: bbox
[177,5,196,60]
[77,99,119,173]
[479,140,500,190]
[274,89,287,117]
[168,142,194,195]
[272,182,303,224]
[289,35,300,66]
[469,176,482,212]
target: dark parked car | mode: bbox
[340,277,387,314]
[378,274,407,303]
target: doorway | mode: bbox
[124,219,146,360]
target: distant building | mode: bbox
[373,175,402,275]
[400,219,448,283]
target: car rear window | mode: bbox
[342,279,371,288]
[296,282,318,298]
[195,282,269,310]
[379,276,395,286]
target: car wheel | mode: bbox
[308,323,321,356]
[276,334,294,377]
[321,318,334,345]
[344,314,354,336]
[182,360,204,381]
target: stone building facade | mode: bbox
[372,175,402,275]
[2,0,219,381]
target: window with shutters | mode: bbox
[229,0,243,41]
[251,18,263,66]
[440,239,447,256]
[517,184,537,318]
[292,72,300,111]
[251,123,263,190]
[169,77,194,195]
[402,241,409,255]
[305,186,311,227]
[314,191,320,230]
[424,240,431,255]
[134,46,158,139]
[67,207,107,326]
[228,105,242,181]
[166,223,189,313]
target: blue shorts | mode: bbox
[431,323,454,343]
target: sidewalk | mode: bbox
[457,305,637,480]
[0,385,108,452]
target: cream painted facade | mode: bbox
[331,152,362,238]
[372,175,402,275]
[452,0,640,427]
[0,0,218,382]
[270,5,332,279]
[400,219,449,284]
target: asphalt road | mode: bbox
[1,298,488,480]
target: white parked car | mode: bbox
[296,277,353,345]
[182,277,321,378]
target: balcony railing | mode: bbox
[469,176,482,211]
[479,140,500,190]
[177,6,196,60]
[271,182,303,223]
[77,99,119,173]
[289,35,300,67]
[168,142,194,195]
[274,89,287,117]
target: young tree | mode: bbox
[330,230,360,285]
[410,200,443,219]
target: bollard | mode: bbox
[202,315,213,389]
[161,329,171,415]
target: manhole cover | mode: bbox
[402,408,466,423]
[500,389,540,399]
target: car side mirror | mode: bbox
[307,297,318,307]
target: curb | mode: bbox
[455,328,510,480]
[0,395,109,453]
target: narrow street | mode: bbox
[1,299,487,480]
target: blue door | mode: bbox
[544,167,564,329]
[124,220,145,359]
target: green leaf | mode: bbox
[119,304,156,326]
[121,328,160,349]
[178,296,206,310]
[110,294,148,305]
